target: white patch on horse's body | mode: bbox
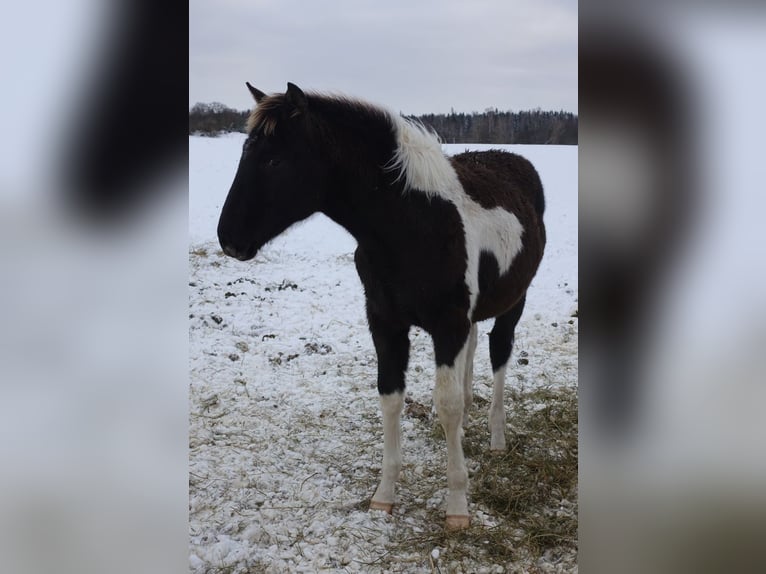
[388,115,525,313]
[371,391,404,509]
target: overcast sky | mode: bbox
[190,0,577,115]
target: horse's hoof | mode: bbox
[490,448,506,456]
[369,500,394,514]
[445,515,471,530]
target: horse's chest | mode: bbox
[355,244,469,322]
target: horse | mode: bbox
[217,82,546,530]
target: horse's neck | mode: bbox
[321,173,405,252]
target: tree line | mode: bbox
[189,102,577,144]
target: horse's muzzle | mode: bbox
[220,243,252,261]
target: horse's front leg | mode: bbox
[433,316,472,529]
[367,312,410,514]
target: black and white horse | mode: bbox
[217,82,546,529]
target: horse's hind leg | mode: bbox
[367,312,410,514]
[488,295,526,452]
[462,323,478,426]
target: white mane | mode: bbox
[386,115,463,198]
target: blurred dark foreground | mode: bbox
[1,2,765,573]
[0,3,188,574]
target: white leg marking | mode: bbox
[433,341,470,521]
[462,324,478,425]
[489,364,508,451]
[371,392,404,511]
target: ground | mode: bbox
[189,135,578,573]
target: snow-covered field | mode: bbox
[189,133,577,573]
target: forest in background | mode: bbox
[189,102,577,144]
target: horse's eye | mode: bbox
[243,135,257,152]
[268,158,281,167]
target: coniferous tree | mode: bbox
[189,102,577,144]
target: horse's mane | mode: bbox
[246,91,391,136]
[246,91,450,193]
[245,94,290,135]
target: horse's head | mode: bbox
[218,82,328,261]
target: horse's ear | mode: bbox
[285,82,307,113]
[246,82,266,103]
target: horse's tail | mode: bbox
[526,163,545,219]
[513,152,545,219]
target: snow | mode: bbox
[189,134,577,572]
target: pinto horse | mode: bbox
[217,82,546,529]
